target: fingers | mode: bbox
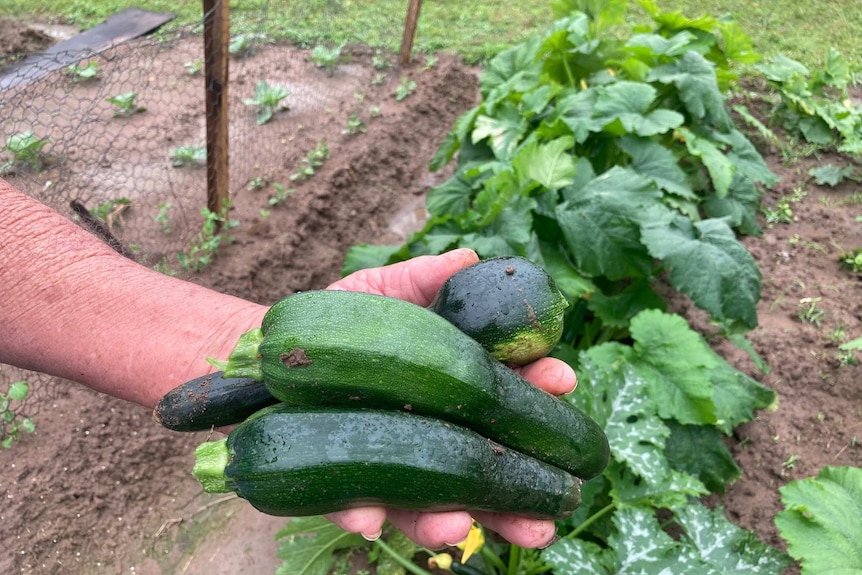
[328,248,479,306]
[514,357,578,396]
[470,511,559,549]
[386,509,475,548]
[325,506,388,541]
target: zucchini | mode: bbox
[430,256,568,365]
[192,405,581,518]
[224,290,609,480]
[152,371,279,431]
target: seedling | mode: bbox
[840,248,862,272]
[154,202,173,235]
[66,61,100,82]
[422,54,438,70]
[311,43,349,76]
[342,113,366,136]
[170,145,207,167]
[761,197,794,226]
[290,140,330,181]
[177,204,239,272]
[371,73,386,86]
[243,81,290,125]
[230,32,268,58]
[3,130,49,173]
[394,77,417,101]
[797,297,825,326]
[371,50,390,71]
[268,183,294,206]
[106,92,145,117]
[369,106,381,118]
[1,380,36,448]
[184,59,203,75]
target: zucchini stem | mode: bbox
[193,439,232,493]
[374,538,433,575]
[222,328,264,381]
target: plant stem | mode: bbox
[565,502,616,539]
[374,538,432,575]
[506,543,520,575]
[481,545,508,573]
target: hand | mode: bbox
[324,248,578,549]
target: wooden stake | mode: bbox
[203,0,230,227]
[399,0,422,66]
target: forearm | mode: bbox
[0,180,266,408]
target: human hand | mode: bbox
[324,248,578,549]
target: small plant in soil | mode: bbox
[290,140,330,181]
[66,61,100,82]
[1,380,36,448]
[371,72,386,86]
[184,59,203,75]
[797,297,825,326]
[268,183,294,206]
[342,113,366,136]
[154,202,173,235]
[106,92,145,117]
[177,204,239,272]
[371,49,390,71]
[243,80,290,125]
[394,77,417,101]
[839,247,862,272]
[229,32,268,58]
[170,145,207,167]
[311,43,349,76]
[2,130,49,173]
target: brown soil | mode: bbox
[1,19,861,575]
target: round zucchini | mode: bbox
[430,256,568,365]
[193,405,581,519]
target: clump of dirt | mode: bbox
[0,19,53,70]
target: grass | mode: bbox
[2,1,860,66]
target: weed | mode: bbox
[422,53,438,70]
[394,77,417,101]
[184,59,203,75]
[2,130,49,173]
[839,248,862,272]
[243,81,290,125]
[371,50,390,71]
[66,61,100,82]
[230,32,268,58]
[177,205,239,272]
[797,297,825,326]
[170,145,206,167]
[268,183,294,206]
[762,199,794,226]
[342,113,366,135]
[155,202,173,235]
[371,72,386,86]
[311,43,349,76]
[106,92,145,117]
[290,140,330,181]
[1,380,36,448]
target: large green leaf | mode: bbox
[628,309,718,425]
[555,167,663,280]
[511,136,577,190]
[587,276,666,328]
[676,502,791,573]
[275,517,365,575]
[677,127,734,197]
[579,352,671,484]
[775,466,862,574]
[542,538,610,575]
[648,51,732,131]
[616,135,695,199]
[664,421,740,493]
[701,172,763,236]
[472,102,529,161]
[592,81,685,137]
[640,215,761,330]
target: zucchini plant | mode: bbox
[339,0,791,572]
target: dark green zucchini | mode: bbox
[192,405,581,518]
[224,290,609,480]
[430,256,568,365]
[152,372,279,431]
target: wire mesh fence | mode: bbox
[0,0,419,441]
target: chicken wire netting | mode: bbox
[0,0,410,440]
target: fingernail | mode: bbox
[538,535,560,550]
[443,537,466,547]
[362,529,382,542]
